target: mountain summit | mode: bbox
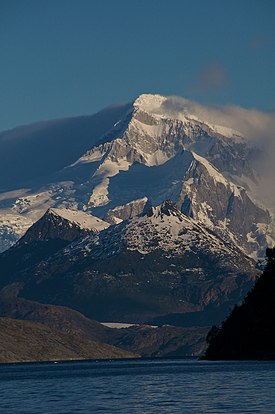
[0,94,274,257]
[1,93,273,328]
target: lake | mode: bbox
[0,358,275,413]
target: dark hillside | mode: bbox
[203,248,275,360]
[0,317,137,364]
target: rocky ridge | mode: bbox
[20,207,109,243]
[0,94,273,257]
[0,201,258,324]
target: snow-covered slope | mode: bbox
[20,208,109,244]
[72,200,252,262]
[0,201,257,324]
[48,208,109,231]
[0,102,131,190]
[104,197,149,224]
[0,94,273,256]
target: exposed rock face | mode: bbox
[0,208,109,289]
[0,202,258,325]
[104,197,150,224]
[20,208,109,243]
[172,152,270,257]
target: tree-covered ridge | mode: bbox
[203,248,275,360]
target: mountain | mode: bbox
[0,102,131,191]
[0,93,274,340]
[21,207,109,243]
[0,94,273,256]
[0,294,209,358]
[0,317,138,364]
[105,324,209,358]
[0,208,109,289]
[0,201,258,325]
[0,102,131,252]
[202,248,275,360]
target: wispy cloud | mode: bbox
[160,96,275,209]
[160,96,274,141]
[190,61,231,93]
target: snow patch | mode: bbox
[50,208,109,231]
[101,322,137,329]
[144,149,170,166]
[70,148,105,166]
[88,158,131,207]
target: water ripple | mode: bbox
[0,359,274,413]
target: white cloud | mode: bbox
[160,96,275,210]
[161,96,274,139]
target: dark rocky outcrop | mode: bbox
[0,208,109,288]
[20,208,91,243]
[104,197,150,224]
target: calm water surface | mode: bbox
[0,358,275,413]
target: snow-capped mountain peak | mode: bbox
[133,93,167,114]
[18,208,109,244]
[0,93,273,257]
[48,208,109,231]
[133,93,244,139]
[0,200,257,325]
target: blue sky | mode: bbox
[0,0,274,130]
